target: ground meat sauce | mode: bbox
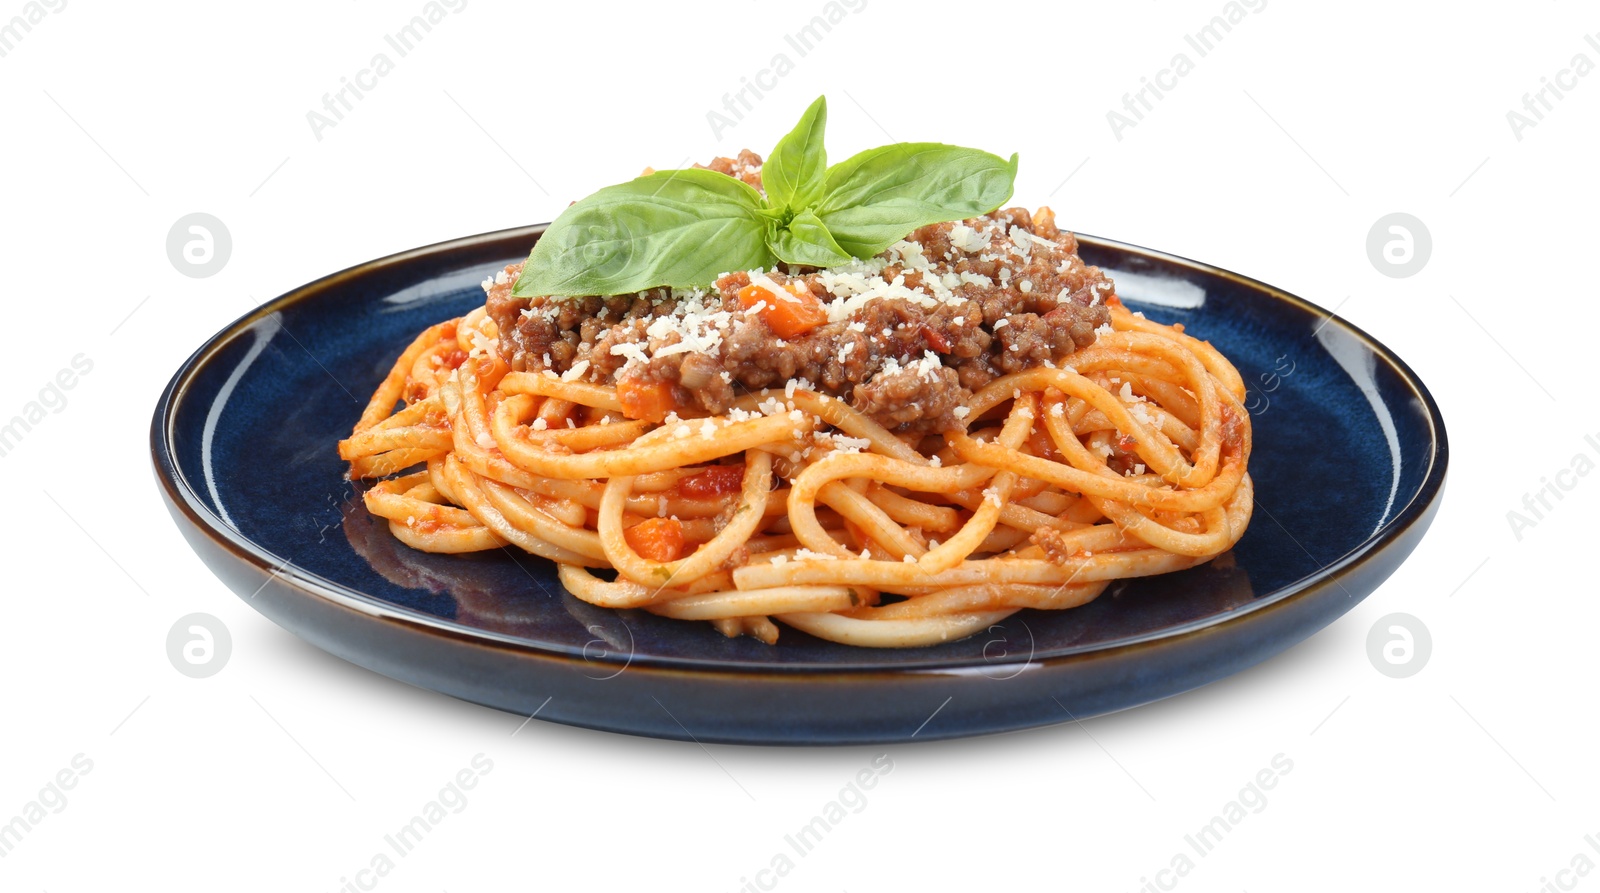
[484,152,1115,433]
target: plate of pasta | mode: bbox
[152,98,1446,743]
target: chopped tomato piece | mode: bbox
[676,464,745,499]
[1026,426,1060,461]
[625,517,687,562]
[738,281,828,340]
[920,325,950,353]
[616,376,676,423]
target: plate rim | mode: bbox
[150,223,1450,676]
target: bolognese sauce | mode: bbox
[485,152,1113,432]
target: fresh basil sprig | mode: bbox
[513,95,1018,298]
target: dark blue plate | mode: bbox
[151,225,1447,745]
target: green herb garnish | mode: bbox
[512,96,1018,298]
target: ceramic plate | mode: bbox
[151,225,1447,745]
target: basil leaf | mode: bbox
[769,208,853,268]
[815,144,1018,258]
[513,169,774,297]
[762,95,828,213]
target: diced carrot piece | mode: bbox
[616,376,676,423]
[738,281,828,340]
[675,464,745,499]
[625,517,686,562]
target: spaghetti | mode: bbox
[339,263,1254,647]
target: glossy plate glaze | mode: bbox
[151,225,1447,745]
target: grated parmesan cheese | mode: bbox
[949,224,991,253]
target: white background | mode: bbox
[2,1,1595,890]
